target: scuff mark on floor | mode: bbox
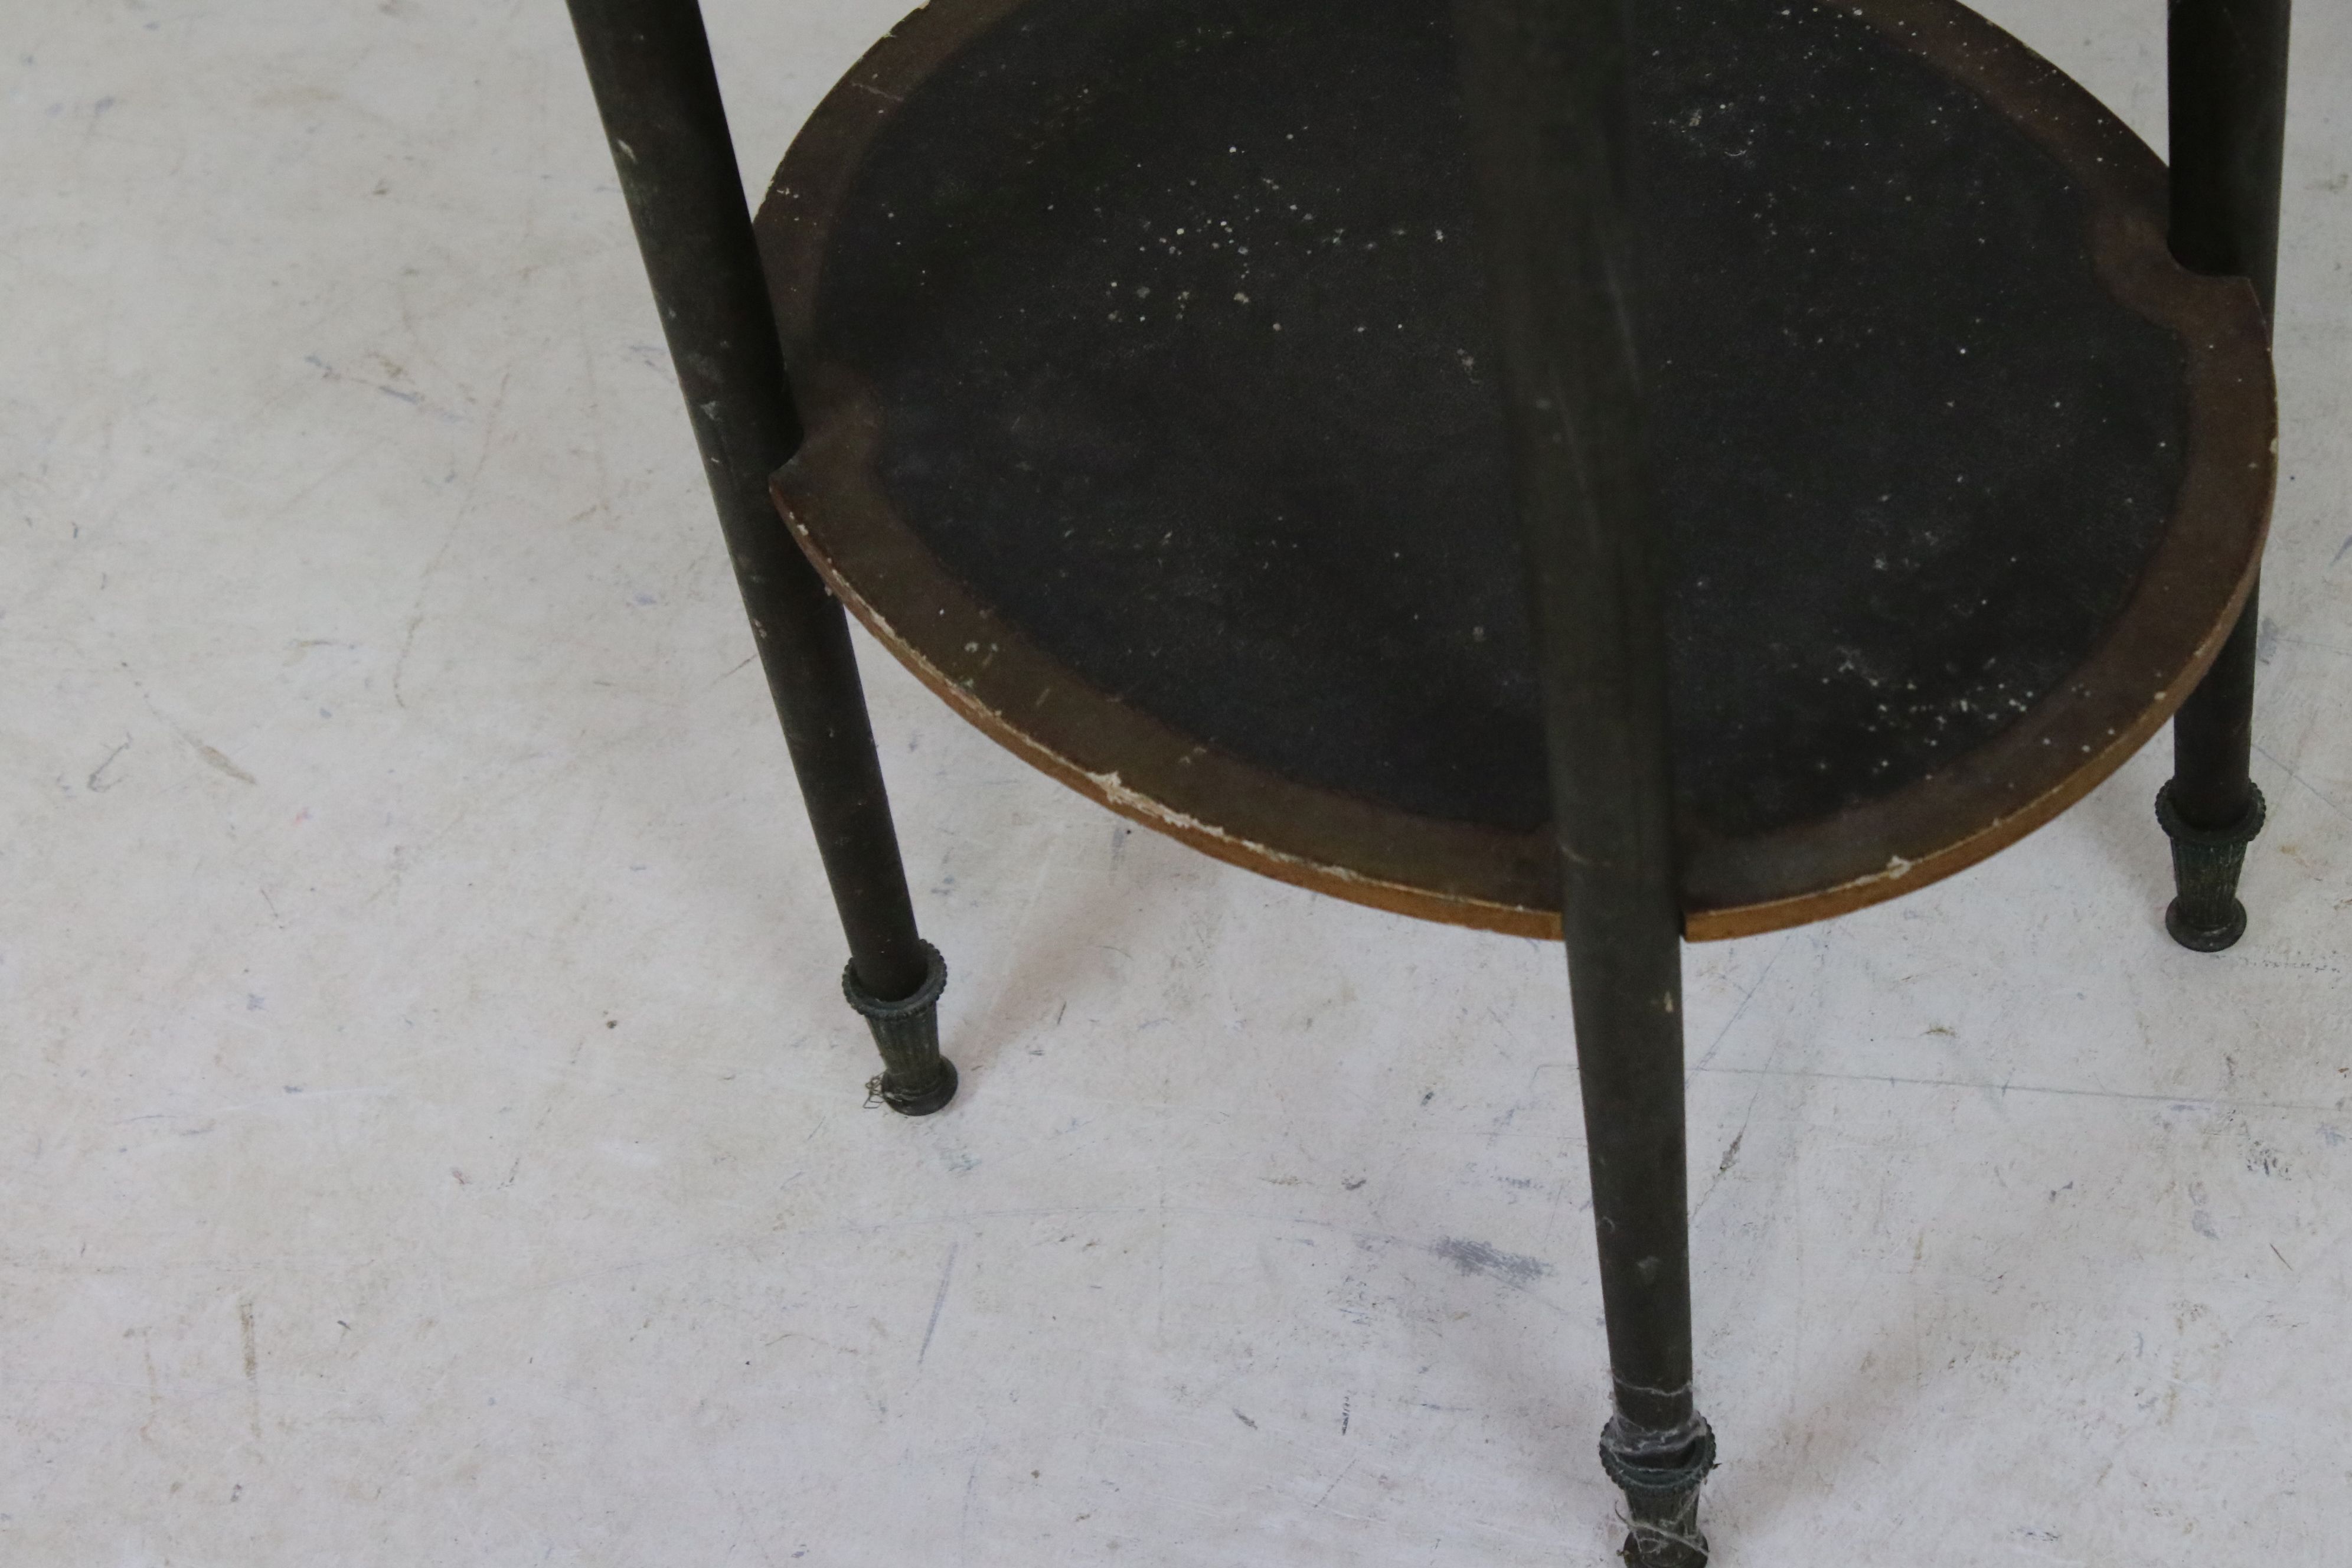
[1430,1237,1550,1285]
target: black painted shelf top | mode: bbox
[759,0,2272,939]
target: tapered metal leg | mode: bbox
[2160,0,2290,951]
[1455,1,1711,1557]
[566,0,953,1109]
[1572,915,1713,1567]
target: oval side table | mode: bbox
[565,0,2291,1560]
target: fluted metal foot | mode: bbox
[844,941,957,1115]
[2155,782,2265,952]
[1600,1416,1714,1567]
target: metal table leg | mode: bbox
[565,0,955,1112]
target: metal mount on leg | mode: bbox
[2156,782,2266,952]
[1600,1416,1717,1568]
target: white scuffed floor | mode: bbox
[4,2,2349,1563]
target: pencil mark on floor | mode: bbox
[188,737,257,785]
[1315,1456,1360,1508]
[2253,742,2352,824]
[87,737,131,792]
[958,1448,985,1563]
[1696,1062,2346,1115]
[1693,930,1794,1071]
[919,1241,960,1367]
[239,1297,260,1439]
[133,683,257,784]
